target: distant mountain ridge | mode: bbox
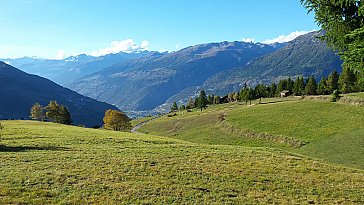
[1,51,151,85]
[199,31,342,96]
[0,61,118,127]
[158,31,342,109]
[2,32,341,114]
[69,41,283,111]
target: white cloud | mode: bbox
[242,37,255,43]
[175,43,180,50]
[4,61,11,65]
[91,39,149,57]
[54,50,66,60]
[262,30,316,44]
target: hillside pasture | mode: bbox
[0,121,363,204]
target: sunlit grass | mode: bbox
[1,120,363,204]
[141,99,364,169]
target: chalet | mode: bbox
[280,90,290,97]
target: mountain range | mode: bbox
[163,31,342,106]
[2,31,343,114]
[69,42,284,111]
[1,51,151,85]
[0,61,118,127]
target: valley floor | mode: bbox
[0,118,363,204]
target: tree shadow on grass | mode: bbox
[259,100,286,105]
[0,145,69,152]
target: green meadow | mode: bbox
[1,120,363,204]
[140,96,364,170]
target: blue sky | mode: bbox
[0,0,318,59]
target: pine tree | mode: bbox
[287,77,294,93]
[269,82,277,97]
[293,76,305,96]
[276,79,287,95]
[170,101,178,112]
[186,97,194,109]
[255,84,267,104]
[30,102,45,121]
[59,106,72,125]
[339,67,357,93]
[179,104,186,111]
[326,70,339,93]
[305,76,317,95]
[197,90,208,111]
[317,76,329,95]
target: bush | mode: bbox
[331,90,340,102]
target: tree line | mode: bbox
[171,68,363,112]
[30,101,72,124]
[30,101,132,132]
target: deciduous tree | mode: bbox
[30,102,44,121]
[103,109,131,131]
[301,0,364,74]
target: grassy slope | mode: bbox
[130,116,155,127]
[344,92,364,99]
[1,121,363,204]
[140,99,364,169]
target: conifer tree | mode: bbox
[186,97,194,109]
[210,94,215,104]
[59,106,72,125]
[339,67,357,93]
[317,76,329,95]
[269,82,277,97]
[293,76,305,96]
[276,79,287,95]
[255,84,267,103]
[287,77,294,93]
[305,76,317,95]
[170,101,178,112]
[179,104,186,111]
[326,71,340,93]
[197,90,208,111]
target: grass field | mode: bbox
[344,92,364,99]
[1,120,363,204]
[140,98,364,169]
[130,116,156,127]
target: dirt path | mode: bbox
[131,117,160,134]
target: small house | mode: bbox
[280,90,290,97]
